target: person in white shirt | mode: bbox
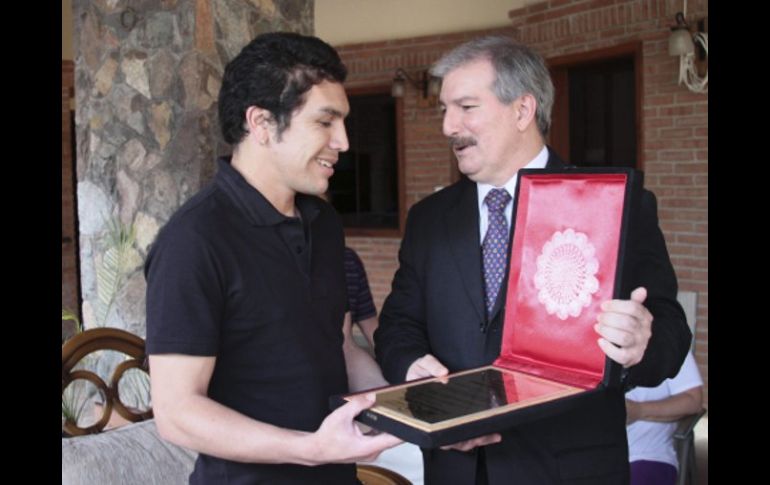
[625,352,704,485]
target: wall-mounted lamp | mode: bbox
[391,68,441,106]
[668,10,708,94]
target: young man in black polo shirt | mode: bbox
[145,32,401,484]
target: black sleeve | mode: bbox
[623,189,692,388]
[144,225,224,356]
[375,209,433,383]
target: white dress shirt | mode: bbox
[477,146,549,241]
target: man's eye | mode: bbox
[319,121,332,127]
[461,105,476,111]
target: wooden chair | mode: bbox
[673,407,706,485]
[673,291,706,485]
[356,464,412,485]
[62,327,153,436]
[63,329,413,484]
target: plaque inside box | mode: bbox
[332,168,641,448]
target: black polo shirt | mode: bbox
[145,157,355,484]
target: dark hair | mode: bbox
[218,32,347,144]
[431,36,554,137]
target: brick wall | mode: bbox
[338,0,708,405]
[338,27,518,314]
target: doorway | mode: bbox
[549,43,642,169]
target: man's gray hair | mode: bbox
[430,36,554,136]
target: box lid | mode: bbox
[494,169,639,390]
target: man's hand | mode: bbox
[440,433,502,452]
[406,354,449,381]
[406,354,502,452]
[309,393,402,464]
[595,287,653,368]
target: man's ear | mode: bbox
[245,106,272,145]
[514,94,538,132]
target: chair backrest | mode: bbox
[674,290,704,485]
[62,327,153,436]
[676,290,697,350]
[673,407,706,485]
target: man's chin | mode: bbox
[299,181,329,197]
[457,161,481,180]
[321,178,332,193]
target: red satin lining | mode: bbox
[494,173,627,389]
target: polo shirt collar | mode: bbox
[214,156,320,227]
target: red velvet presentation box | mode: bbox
[332,168,642,448]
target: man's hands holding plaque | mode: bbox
[310,393,403,464]
[595,287,653,368]
[400,285,655,451]
[405,354,450,382]
[406,355,503,451]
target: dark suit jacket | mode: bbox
[375,149,691,484]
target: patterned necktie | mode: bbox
[482,188,512,316]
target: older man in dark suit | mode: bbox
[375,36,691,485]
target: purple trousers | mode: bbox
[630,460,677,485]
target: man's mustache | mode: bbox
[450,136,477,149]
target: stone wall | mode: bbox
[72,0,313,337]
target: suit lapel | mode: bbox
[545,147,567,169]
[444,179,486,323]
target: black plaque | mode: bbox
[333,366,582,447]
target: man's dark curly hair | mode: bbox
[218,32,348,145]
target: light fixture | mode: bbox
[391,68,441,106]
[668,6,708,94]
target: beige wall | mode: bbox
[316,0,527,45]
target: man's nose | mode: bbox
[442,108,459,137]
[331,122,349,152]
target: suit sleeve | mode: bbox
[624,189,692,389]
[375,208,433,383]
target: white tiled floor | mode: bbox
[363,442,424,485]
